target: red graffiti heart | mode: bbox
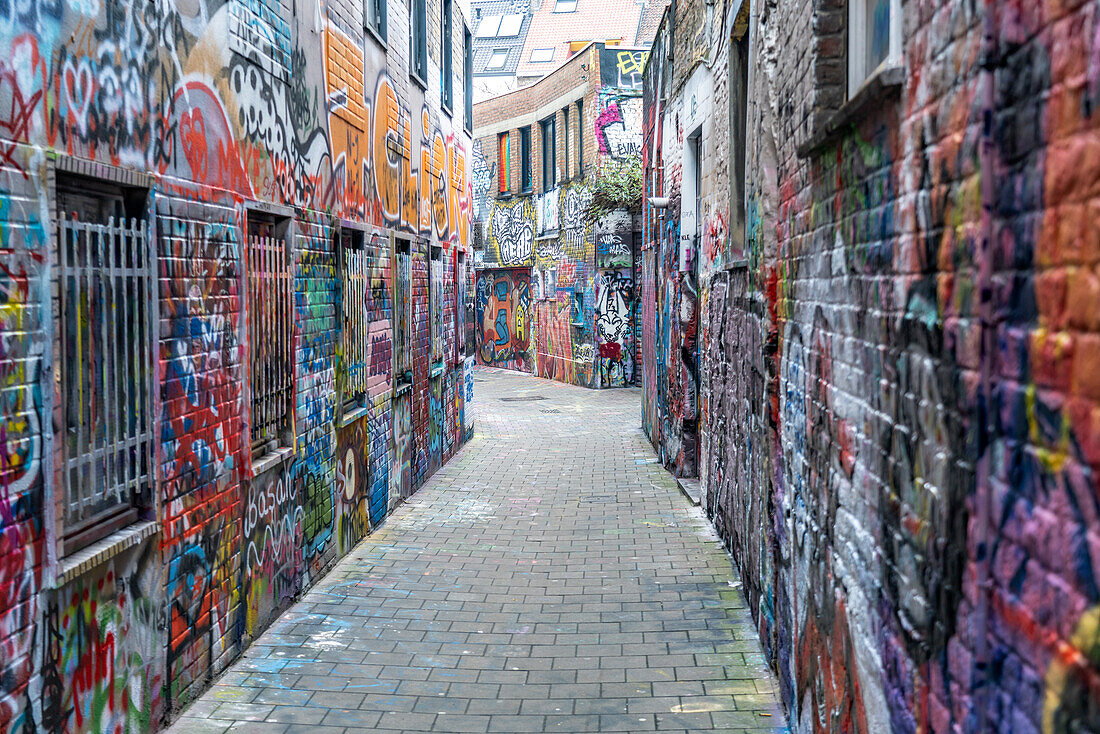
[180,108,208,182]
[62,61,93,134]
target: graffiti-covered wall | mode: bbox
[644,0,1100,731]
[0,0,475,728]
[471,42,644,389]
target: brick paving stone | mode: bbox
[166,368,785,733]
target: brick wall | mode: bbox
[0,0,475,728]
[644,0,1100,731]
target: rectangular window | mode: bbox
[430,246,444,367]
[729,26,749,251]
[541,115,556,191]
[247,212,294,460]
[56,176,154,554]
[576,100,583,175]
[847,0,900,97]
[338,228,368,412]
[498,132,511,192]
[562,106,570,180]
[476,14,501,36]
[364,0,386,42]
[394,238,413,385]
[520,126,532,192]
[554,0,576,11]
[410,0,428,84]
[486,48,508,70]
[442,0,453,111]
[691,132,702,240]
[464,26,473,132]
[530,47,554,63]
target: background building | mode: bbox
[472,42,647,388]
[643,0,1100,732]
[470,0,666,102]
[0,0,475,729]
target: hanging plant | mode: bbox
[585,157,643,221]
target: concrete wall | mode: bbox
[472,44,646,388]
[644,0,1100,731]
[0,0,475,728]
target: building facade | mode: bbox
[0,0,475,729]
[644,0,1100,732]
[472,42,646,388]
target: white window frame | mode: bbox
[554,0,576,12]
[486,48,508,70]
[530,47,555,63]
[476,14,502,37]
[847,0,901,98]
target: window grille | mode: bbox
[394,240,413,383]
[247,220,293,458]
[340,229,370,403]
[58,214,154,553]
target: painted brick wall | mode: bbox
[644,0,1100,732]
[0,0,475,727]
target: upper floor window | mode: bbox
[520,126,532,192]
[477,13,522,37]
[442,0,453,110]
[540,115,557,191]
[499,132,511,192]
[55,175,154,554]
[576,100,584,175]
[365,0,386,42]
[554,0,576,12]
[486,48,508,70]
[410,0,428,84]
[464,26,473,132]
[530,48,554,63]
[847,0,900,97]
[562,106,570,178]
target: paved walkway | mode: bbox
[168,367,785,734]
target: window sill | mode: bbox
[442,101,453,118]
[395,378,413,396]
[340,405,371,427]
[54,520,158,587]
[410,71,428,91]
[797,63,903,158]
[251,445,295,477]
[364,24,387,50]
[430,362,445,378]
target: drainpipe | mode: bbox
[974,0,997,729]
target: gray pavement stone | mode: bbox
[166,368,785,733]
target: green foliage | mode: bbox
[586,158,643,220]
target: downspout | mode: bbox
[973,0,998,729]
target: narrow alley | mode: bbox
[167,368,783,734]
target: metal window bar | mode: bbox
[248,230,293,457]
[341,240,370,397]
[59,216,153,553]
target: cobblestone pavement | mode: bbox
[168,367,785,734]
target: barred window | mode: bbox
[247,213,294,459]
[56,177,154,555]
[338,227,369,410]
[430,246,444,367]
[394,238,413,386]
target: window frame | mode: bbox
[847,0,901,98]
[486,48,508,71]
[245,210,295,463]
[575,100,583,176]
[441,0,453,113]
[530,47,555,63]
[520,126,532,193]
[562,106,570,180]
[410,0,428,87]
[540,115,557,192]
[54,172,155,556]
[337,226,370,416]
[464,25,473,133]
[554,0,577,12]
[499,131,511,193]
[364,0,387,45]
